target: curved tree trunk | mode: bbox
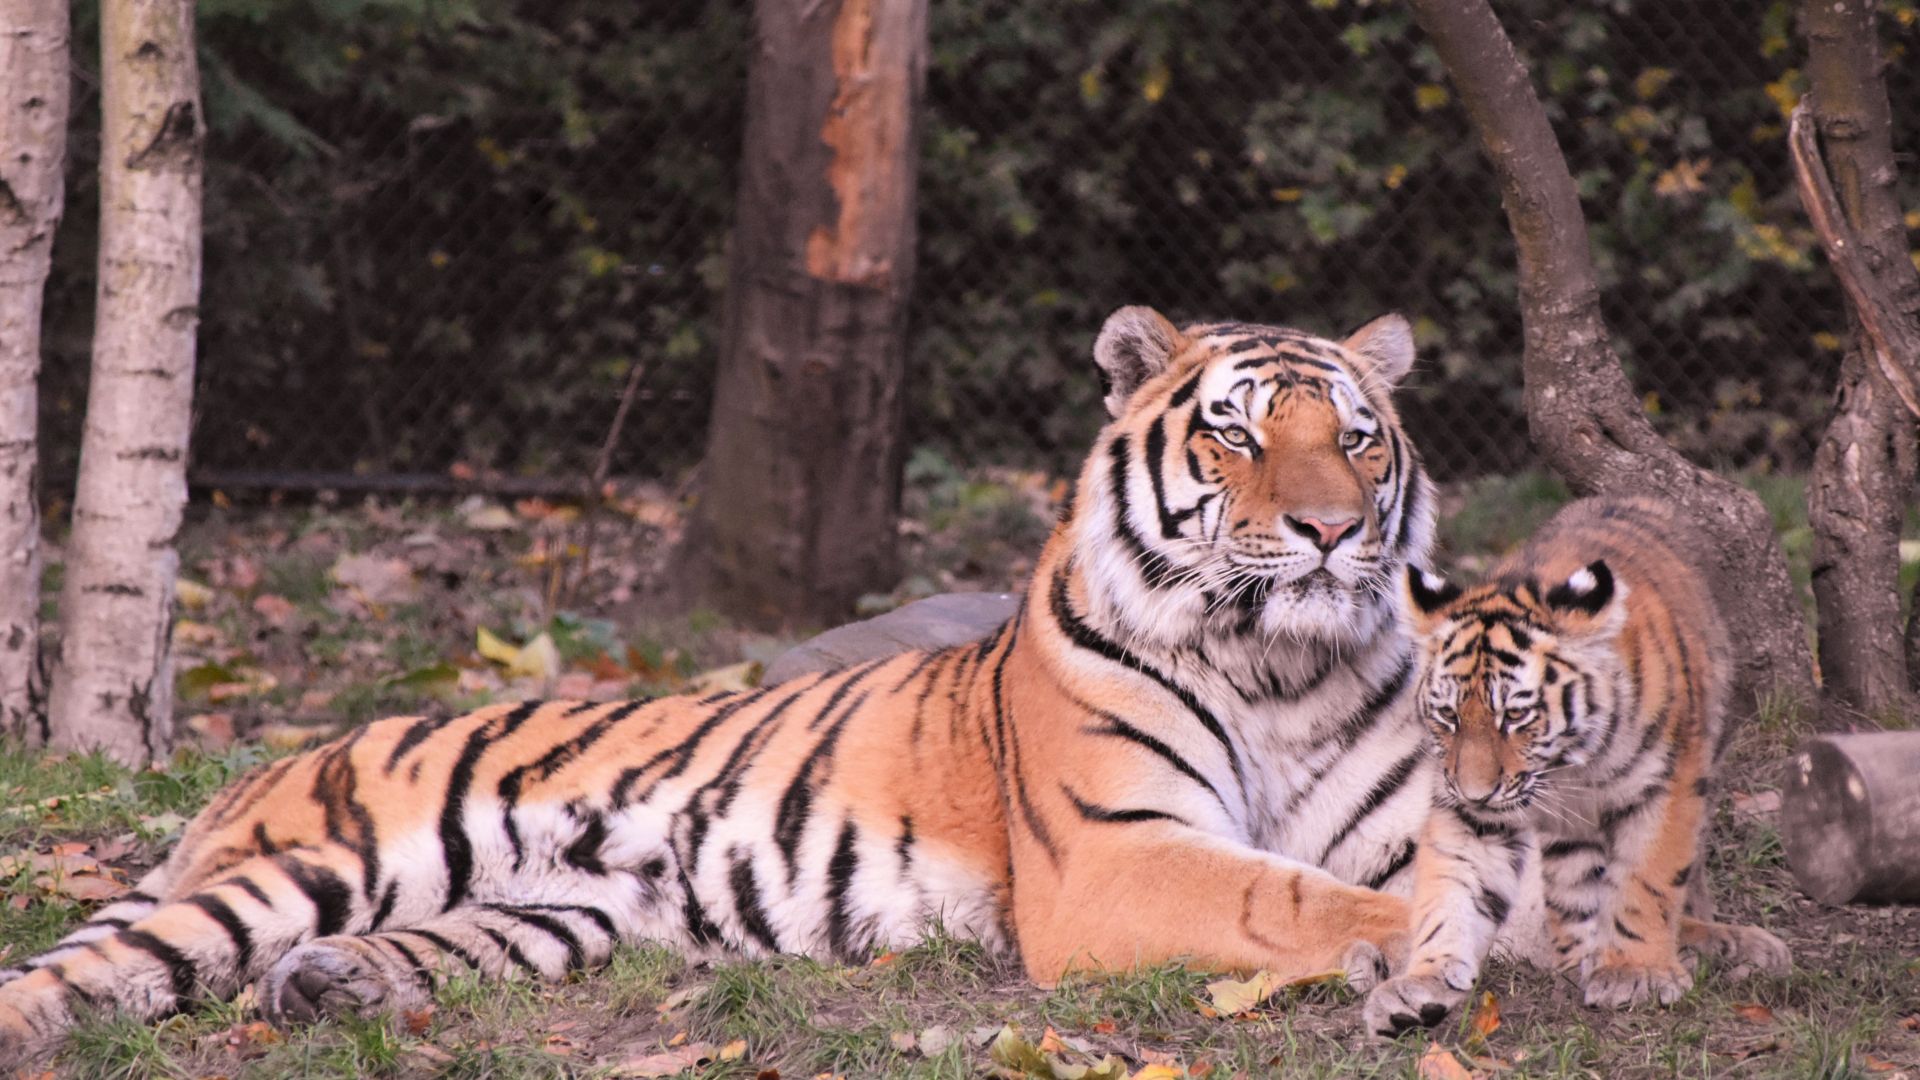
[679,0,927,628]
[1797,0,1920,727]
[0,0,69,741]
[47,0,202,764]
[1404,0,1819,715]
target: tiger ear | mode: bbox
[1544,561,1628,636]
[1404,564,1462,634]
[1094,306,1186,417]
[1341,313,1416,388]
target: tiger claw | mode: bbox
[1362,973,1465,1039]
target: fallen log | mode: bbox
[1780,732,1920,904]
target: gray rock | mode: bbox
[763,592,1021,685]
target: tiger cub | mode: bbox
[1361,496,1789,1036]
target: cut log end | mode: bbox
[1780,732,1920,905]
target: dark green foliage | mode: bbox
[35,0,1920,486]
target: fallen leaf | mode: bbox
[251,594,297,627]
[1864,1055,1899,1072]
[720,1039,749,1061]
[1469,990,1502,1039]
[988,1025,1050,1077]
[544,1034,575,1056]
[888,1031,916,1053]
[462,503,518,531]
[401,1006,435,1036]
[186,713,237,749]
[1733,1003,1777,1025]
[1416,1043,1474,1080]
[1038,1028,1068,1054]
[1730,790,1783,819]
[51,874,129,902]
[612,1042,716,1077]
[1131,1067,1185,1080]
[1091,1020,1116,1035]
[409,1046,456,1066]
[173,620,223,647]
[917,1025,953,1056]
[546,1020,578,1034]
[176,579,215,610]
[331,554,420,604]
[1899,1015,1920,1032]
[656,984,708,1014]
[257,724,328,752]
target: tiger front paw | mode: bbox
[1340,939,1391,995]
[262,938,428,1027]
[1362,973,1466,1039]
[1581,956,1693,1009]
[1682,920,1791,980]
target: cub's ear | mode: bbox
[1404,565,1462,632]
[1544,560,1623,622]
[1341,313,1416,388]
[1094,306,1186,418]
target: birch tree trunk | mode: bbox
[1797,0,1920,727]
[47,0,201,763]
[1403,0,1819,715]
[679,0,927,627]
[0,0,69,742]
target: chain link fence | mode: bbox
[36,0,1920,493]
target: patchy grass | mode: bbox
[7,477,1920,1077]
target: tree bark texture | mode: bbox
[0,0,69,741]
[1795,0,1920,726]
[47,0,201,764]
[683,0,926,627]
[1405,0,1819,714]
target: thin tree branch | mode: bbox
[1789,100,1920,421]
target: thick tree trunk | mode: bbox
[1405,0,1819,715]
[0,0,69,741]
[47,0,201,764]
[1781,732,1920,904]
[680,0,926,627]
[1796,0,1920,727]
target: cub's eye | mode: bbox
[1431,705,1459,731]
[1217,426,1252,448]
[1504,707,1537,729]
[1341,429,1371,451]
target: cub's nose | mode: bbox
[1284,514,1361,553]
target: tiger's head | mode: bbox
[1075,305,1434,648]
[1402,562,1630,813]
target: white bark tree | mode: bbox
[0,0,70,742]
[47,0,201,763]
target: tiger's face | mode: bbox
[1401,563,1628,813]
[1081,306,1433,646]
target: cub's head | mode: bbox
[1079,305,1434,645]
[1403,562,1629,812]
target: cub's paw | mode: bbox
[1340,940,1391,995]
[1362,974,1467,1039]
[1581,957,1693,1009]
[262,938,428,1027]
[1682,920,1791,980]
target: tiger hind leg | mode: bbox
[261,902,624,1025]
[1678,915,1791,980]
[0,845,373,1069]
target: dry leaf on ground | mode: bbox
[612,1042,716,1078]
[1416,1043,1474,1080]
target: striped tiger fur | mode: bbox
[1361,497,1790,1038]
[0,306,1442,1066]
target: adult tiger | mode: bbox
[0,307,1438,1065]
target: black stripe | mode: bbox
[612,687,784,807]
[1062,785,1185,825]
[439,702,543,911]
[1365,841,1417,890]
[182,894,255,975]
[409,928,484,972]
[1167,370,1204,407]
[370,880,399,931]
[729,852,780,952]
[1613,917,1645,943]
[1108,435,1178,588]
[384,714,450,773]
[825,820,861,959]
[382,936,435,991]
[1473,887,1512,926]
[565,813,609,875]
[1542,838,1605,859]
[118,929,199,1003]
[230,877,273,909]
[1319,750,1423,862]
[518,903,618,940]
[1047,565,1243,783]
[279,856,354,937]
[481,927,542,976]
[1083,711,1227,811]
[678,863,720,946]
[773,700,862,885]
[485,905,584,970]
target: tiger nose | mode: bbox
[1284,514,1361,553]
